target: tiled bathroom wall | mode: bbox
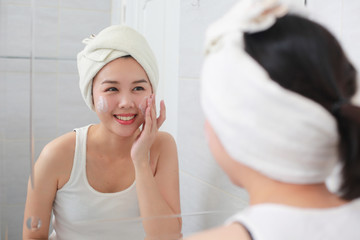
[0,1,110,238]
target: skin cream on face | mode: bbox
[96,96,108,113]
[138,96,150,116]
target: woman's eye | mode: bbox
[133,86,145,91]
[106,87,118,92]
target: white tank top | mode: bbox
[226,198,360,240]
[49,125,144,240]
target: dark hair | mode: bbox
[244,14,360,200]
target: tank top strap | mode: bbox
[62,124,92,188]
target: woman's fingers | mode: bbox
[142,96,152,134]
[143,94,166,133]
[157,100,166,129]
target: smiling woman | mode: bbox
[22,25,181,240]
[92,57,153,135]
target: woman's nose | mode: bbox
[117,93,135,109]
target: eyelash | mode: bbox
[104,86,145,92]
[133,86,145,91]
[105,87,118,92]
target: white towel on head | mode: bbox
[77,25,159,111]
[201,0,339,184]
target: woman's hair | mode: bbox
[244,14,360,200]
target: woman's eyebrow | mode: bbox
[132,79,149,84]
[101,80,119,85]
[100,79,148,85]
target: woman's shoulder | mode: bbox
[185,223,252,240]
[154,131,176,146]
[152,131,177,154]
[36,131,76,174]
[149,131,177,174]
[42,131,76,159]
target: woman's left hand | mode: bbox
[131,94,166,166]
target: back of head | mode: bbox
[201,0,360,200]
[244,14,360,200]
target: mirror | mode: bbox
[1,0,359,239]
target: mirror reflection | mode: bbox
[1,0,360,239]
[24,21,183,239]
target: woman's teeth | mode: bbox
[115,115,135,121]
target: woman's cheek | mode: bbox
[138,95,151,116]
[96,96,109,113]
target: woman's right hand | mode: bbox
[131,94,166,167]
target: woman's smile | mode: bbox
[114,113,137,125]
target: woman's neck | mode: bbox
[88,123,139,159]
[247,178,348,208]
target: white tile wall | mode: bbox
[33,72,59,140]
[0,58,30,72]
[34,7,59,58]
[58,59,78,74]
[33,59,57,73]
[3,140,29,205]
[0,4,32,57]
[60,0,111,11]
[58,8,110,59]
[0,69,4,238]
[3,204,24,240]
[34,0,58,7]
[4,72,31,140]
[179,0,239,78]
[0,1,111,238]
[0,72,5,140]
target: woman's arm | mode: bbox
[23,133,75,240]
[136,132,181,239]
[131,95,182,239]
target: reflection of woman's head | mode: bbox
[77,25,159,111]
[91,57,152,137]
[201,0,360,200]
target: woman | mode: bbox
[23,25,181,240]
[186,0,360,239]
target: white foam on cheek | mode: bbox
[138,96,150,115]
[96,96,108,113]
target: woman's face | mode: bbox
[92,57,153,137]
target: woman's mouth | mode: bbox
[114,114,137,125]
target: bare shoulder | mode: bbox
[150,131,178,175]
[36,131,76,185]
[184,223,252,240]
[152,131,177,160]
[154,131,176,147]
[40,131,76,163]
